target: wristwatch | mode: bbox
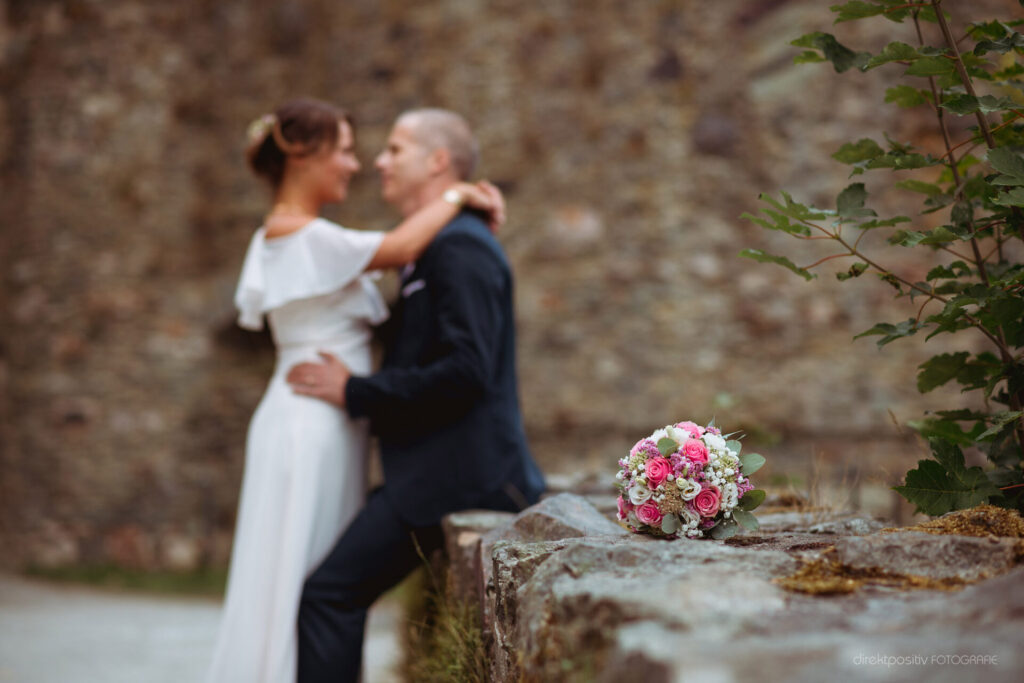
[443,188,466,207]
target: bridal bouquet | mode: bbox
[615,420,766,539]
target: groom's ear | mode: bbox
[427,146,453,177]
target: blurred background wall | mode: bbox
[1,0,1011,571]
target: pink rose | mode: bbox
[617,495,634,521]
[645,457,672,489]
[693,485,721,518]
[675,421,704,439]
[635,501,663,527]
[683,439,709,465]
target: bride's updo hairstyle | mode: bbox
[246,98,353,189]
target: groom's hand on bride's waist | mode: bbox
[286,351,351,408]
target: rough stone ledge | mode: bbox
[440,493,1024,682]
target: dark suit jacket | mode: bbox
[345,210,545,525]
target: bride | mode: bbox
[206,98,503,683]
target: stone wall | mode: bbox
[443,493,1024,682]
[1,0,1019,569]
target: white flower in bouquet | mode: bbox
[629,483,653,505]
[676,478,701,501]
[703,433,727,452]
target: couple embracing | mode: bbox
[207,99,545,682]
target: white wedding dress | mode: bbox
[206,218,387,683]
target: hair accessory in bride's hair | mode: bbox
[247,114,276,146]
[246,113,308,156]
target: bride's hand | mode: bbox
[455,181,506,234]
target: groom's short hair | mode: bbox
[398,108,479,181]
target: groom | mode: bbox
[286,108,545,682]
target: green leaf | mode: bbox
[736,489,766,511]
[854,318,920,347]
[710,518,739,540]
[833,138,884,164]
[917,352,969,393]
[865,152,937,170]
[974,31,1024,55]
[830,1,888,23]
[992,187,1024,207]
[726,439,742,454]
[940,94,1019,116]
[836,262,870,281]
[885,85,928,108]
[926,261,972,280]
[790,32,871,72]
[986,147,1024,186]
[794,50,827,65]
[739,452,766,475]
[905,56,955,77]
[837,182,876,218]
[661,513,681,535]
[732,509,760,531]
[657,437,679,456]
[864,41,919,69]
[889,226,958,246]
[896,179,944,196]
[977,411,1023,441]
[893,439,1000,515]
[857,215,910,230]
[739,249,816,281]
[908,418,980,447]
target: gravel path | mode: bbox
[0,574,401,683]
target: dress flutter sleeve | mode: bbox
[233,218,386,330]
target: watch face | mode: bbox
[444,189,463,205]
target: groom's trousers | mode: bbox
[296,488,444,683]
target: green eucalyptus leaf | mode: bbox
[739,453,766,475]
[739,249,816,281]
[732,509,760,531]
[736,489,766,511]
[710,518,739,540]
[657,437,679,456]
[726,440,743,455]
[661,513,681,535]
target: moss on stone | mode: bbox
[774,548,969,595]
[882,503,1024,539]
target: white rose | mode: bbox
[676,478,701,501]
[629,483,653,505]
[666,426,689,445]
[680,505,700,528]
[703,433,726,452]
[650,428,670,448]
[724,483,739,508]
